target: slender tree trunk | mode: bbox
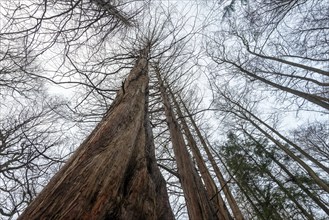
[244,45,329,77]
[224,60,329,110]
[155,67,217,220]
[240,112,329,193]
[19,52,174,220]
[169,88,232,220]
[236,137,315,220]
[177,94,244,220]
[243,129,329,216]
[207,138,267,220]
[242,106,329,175]
[216,89,329,193]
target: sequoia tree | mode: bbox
[18,47,174,220]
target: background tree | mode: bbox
[202,1,329,217]
[0,24,73,216]
[0,95,71,218]
[206,0,329,111]
[209,80,329,219]
[219,132,317,219]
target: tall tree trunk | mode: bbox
[155,67,217,220]
[19,52,174,220]
[177,94,244,220]
[169,88,233,220]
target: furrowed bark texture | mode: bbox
[169,89,233,220]
[18,56,174,220]
[178,94,244,220]
[155,68,217,220]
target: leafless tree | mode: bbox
[206,0,329,112]
[0,90,72,218]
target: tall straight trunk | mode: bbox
[169,88,232,220]
[19,52,174,220]
[177,94,244,220]
[242,104,329,175]
[155,67,217,220]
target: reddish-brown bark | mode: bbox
[169,89,233,220]
[155,67,217,220]
[178,94,244,220]
[18,56,174,220]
